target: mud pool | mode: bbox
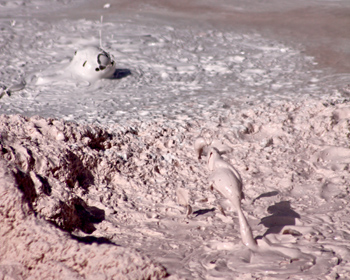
[1,1,350,279]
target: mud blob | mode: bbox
[66,46,116,82]
[1,46,118,97]
[33,46,117,86]
[205,146,255,248]
[194,137,207,159]
[207,147,242,185]
[209,167,243,213]
[203,142,316,264]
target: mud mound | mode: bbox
[0,115,167,279]
[1,97,350,279]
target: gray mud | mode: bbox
[1,1,350,279]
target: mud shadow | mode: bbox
[13,166,106,234]
[193,207,216,217]
[252,191,279,204]
[71,234,118,245]
[259,201,300,236]
[66,151,95,190]
[112,68,132,79]
[75,204,105,234]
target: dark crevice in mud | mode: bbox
[74,204,105,234]
[46,197,106,234]
[12,167,37,214]
[10,162,104,234]
[65,151,95,189]
[85,130,113,151]
[36,174,52,195]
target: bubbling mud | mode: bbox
[33,46,117,85]
[1,46,117,98]
[1,1,350,279]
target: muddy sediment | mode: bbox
[1,96,350,278]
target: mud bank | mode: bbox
[1,96,350,279]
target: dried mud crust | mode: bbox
[1,97,350,279]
